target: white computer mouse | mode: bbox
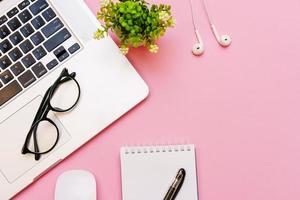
[55,170,97,200]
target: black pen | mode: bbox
[163,168,186,200]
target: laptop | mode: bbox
[0,0,149,199]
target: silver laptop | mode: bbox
[0,0,149,199]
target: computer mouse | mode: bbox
[55,170,97,200]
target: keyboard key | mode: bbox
[0,16,8,26]
[32,62,47,78]
[11,62,25,76]
[32,46,47,60]
[31,16,45,30]
[0,39,13,54]
[7,7,19,18]
[42,8,56,22]
[44,28,71,52]
[30,31,44,45]
[68,43,80,54]
[9,31,24,45]
[46,59,58,70]
[41,18,63,38]
[21,54,36,68]
[20,23,34,37]
[18,9,33,23]
[0,25,11,39]
[7,17,22,31]
[0,80,22,106]
[0,70,14,84]
[18,70,36,88]
[29,0,49,15]
[8,48,23,62]
[20,39,34,54]
[54,46,69,62]
[18,0,31,10]
[0,55,12,70]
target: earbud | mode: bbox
[218,35,231,47]
[192,29,204,56]
[211,25,231,47]
[192,43,204,56]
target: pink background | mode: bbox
[14,0,300,199]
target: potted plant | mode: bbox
[94,0,175,54]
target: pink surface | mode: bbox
[14,0,300,199]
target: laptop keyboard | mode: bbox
[0,0,81,107]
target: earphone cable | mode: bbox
[189,0,214,33]
[201,0,214,26]
[188,0,198,32]
[188,0,203,42]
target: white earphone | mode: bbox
[189,0,205,56]
[203,0,232,47]
[192,29,204,56]
[212,27,232,47]
[189,0,231,56]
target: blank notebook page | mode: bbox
[120,144,198,200]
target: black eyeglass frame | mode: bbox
[21,68,81,161]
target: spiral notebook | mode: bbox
[120,144,198,200]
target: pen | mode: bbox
[163,168,186,200]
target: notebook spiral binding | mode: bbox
[122,144,194,155]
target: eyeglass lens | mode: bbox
[50,77,80,112]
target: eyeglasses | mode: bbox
[22,68,81,161]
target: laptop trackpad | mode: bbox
[0,96,71,183]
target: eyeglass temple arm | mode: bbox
[21,87,52,158]
[33,126,41,160]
